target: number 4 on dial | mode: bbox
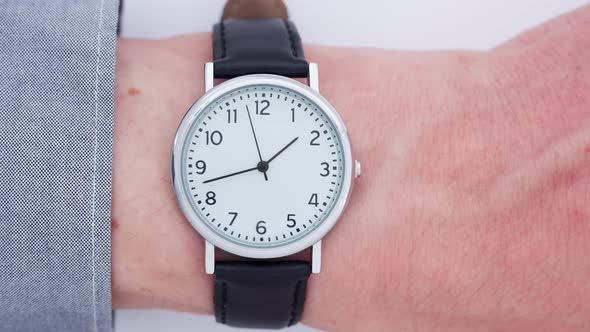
[308,193,319,207]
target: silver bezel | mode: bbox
[172,73,353,259]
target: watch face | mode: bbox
[173,75,352,257]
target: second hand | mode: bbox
[246,104,268,181]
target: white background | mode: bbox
[117,0,588,331]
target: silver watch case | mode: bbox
[171,63,356,274]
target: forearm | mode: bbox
[111,6,590,331]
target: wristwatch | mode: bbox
[171,0,360,328]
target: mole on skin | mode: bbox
[128,87,141,96]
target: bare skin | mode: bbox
[112,5,590,331]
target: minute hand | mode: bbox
[267,137,299,164]
[202,166,258,184]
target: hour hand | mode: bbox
[202,166,258,184]
[267,137,299,164]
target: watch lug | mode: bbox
[205,240,215,274]
[205,62,214,92]
[308,63,319,92]
[311,240,322,274]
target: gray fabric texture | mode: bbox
[0,1,119,331]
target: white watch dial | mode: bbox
[179,83,346,248]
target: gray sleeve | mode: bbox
[0,1,119,331]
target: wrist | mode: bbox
[111,24,590,331]
[110,31,456,319]
[109,33,456,317]
[111,34,212,313]
[110,32,493,322]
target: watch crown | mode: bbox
[355,160,361,178]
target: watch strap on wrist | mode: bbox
[212,0,309,78]
[222,0,288,19]
[211,1,313,328]
[214,261,312,328]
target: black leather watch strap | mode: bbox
[211,2,312,329]
[214,261,312,329]
[212,18,309,78]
